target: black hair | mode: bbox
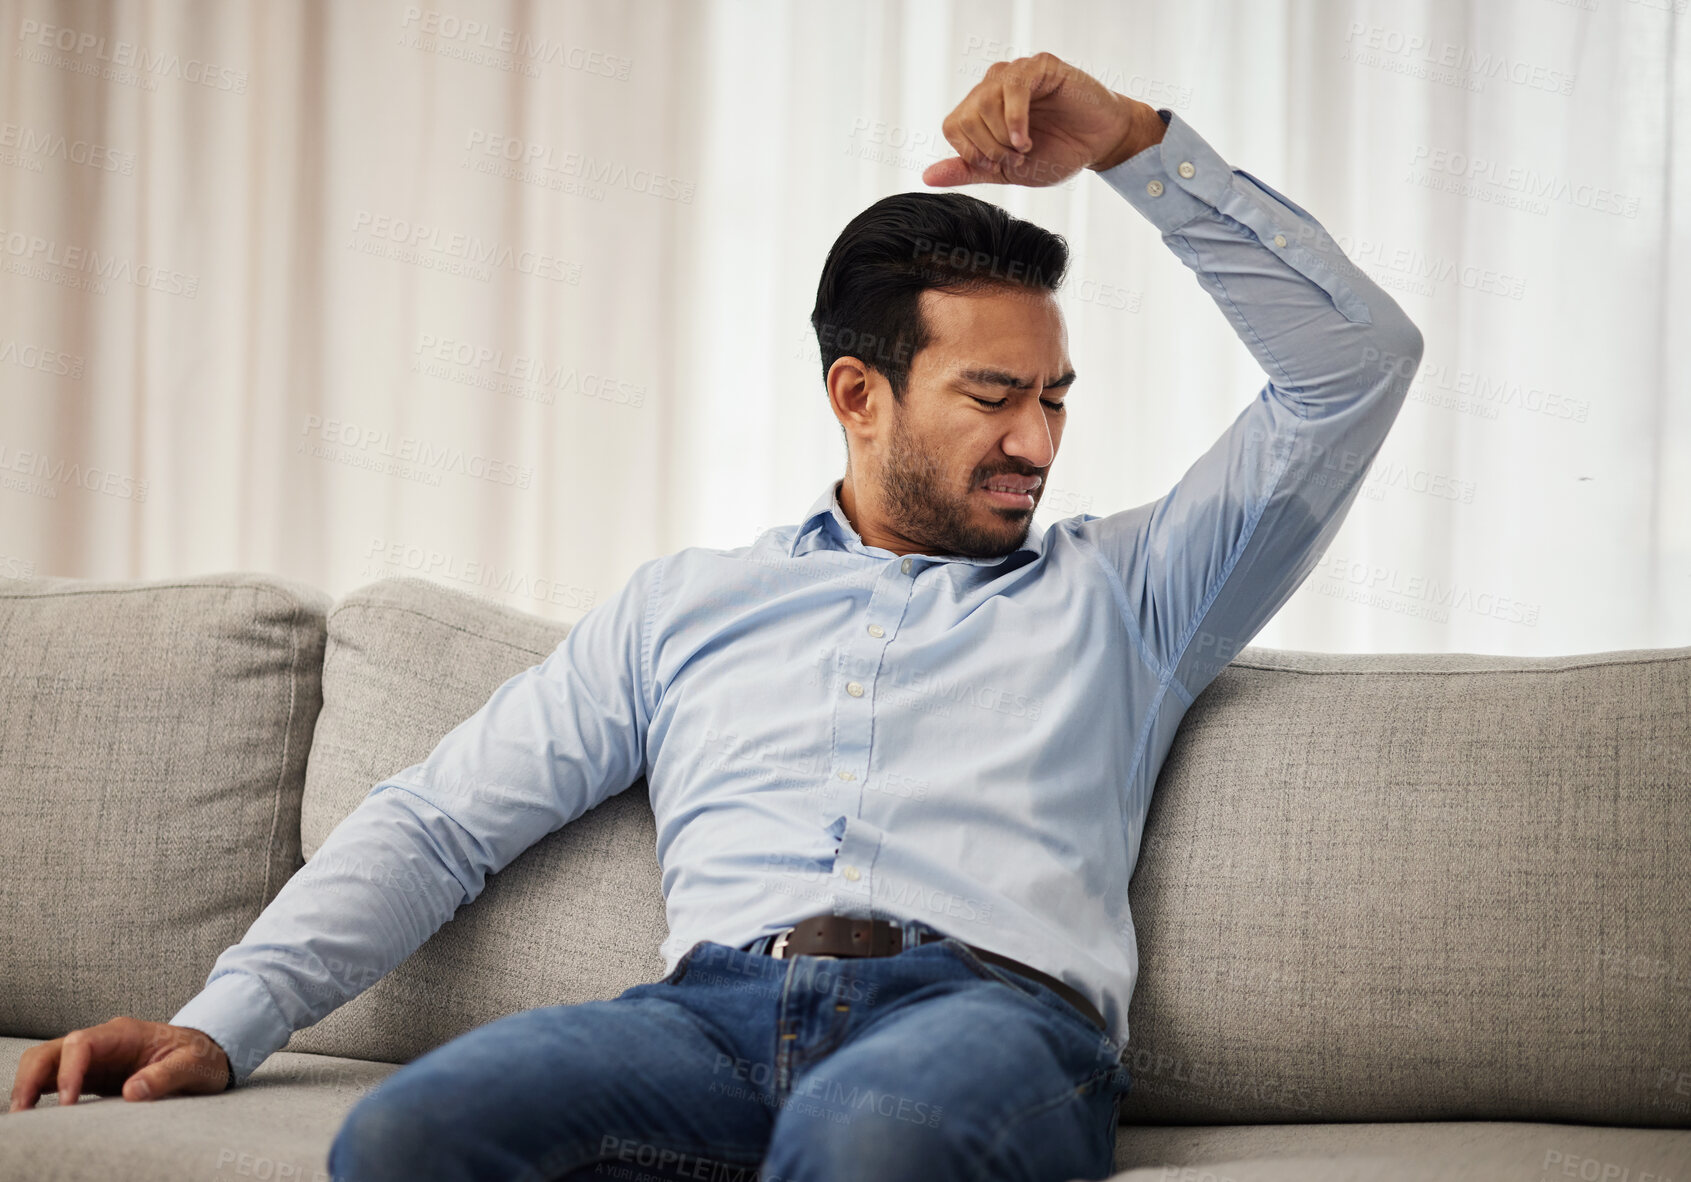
[810,192,1069,407]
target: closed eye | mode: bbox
[972,397,1066,412]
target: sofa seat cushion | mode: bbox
[1108,1119,1691,1180]
[0,574,330,1039]
[0,1036,395,1182]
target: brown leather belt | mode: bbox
[755,914,1106,1033]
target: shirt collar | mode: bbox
[788,478,1044,564]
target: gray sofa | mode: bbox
[1,571,1686,1182]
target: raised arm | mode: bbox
[925,53,1423,701]
[1078,109,1422,699]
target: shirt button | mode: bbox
[1145,179,1164,197]
[837,770,856,781]
[900,558,913,575]
[842,865,862,882]
[867,624,884,638]
[846,682,864,697]
[1177,161,1195,178]
[1273,233,1287,247]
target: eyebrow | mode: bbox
[955,367,1078,391]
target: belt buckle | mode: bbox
[769,928,792,960]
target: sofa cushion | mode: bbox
[285,577,668,1065]
[6,1035,1687,1182]
[1121,646,1691,1128]
[0,574,329,1039]
[1107,1119,1691,1181]
[0,1035,395,1182]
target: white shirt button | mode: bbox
[1273,233,1287,247]
[837,770,855,781]
[1177,161,1195,178]
[842,865,862,882]
[1145,179,1164,197]
[846,681,864,697]
[900,558,913,575]
[867,624,884,638]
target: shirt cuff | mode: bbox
[1094,107,1373,325]
[168,970,294,1088]
[1094,108,1230,235]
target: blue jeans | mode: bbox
[328,922,1131,1182]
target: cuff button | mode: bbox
[1273,233,1287,247]
[1145,179,1164,197]
[1177,161,1196,178]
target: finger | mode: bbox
[959,110,1045,185]
[931,119,999,187]
[8,1040,62,1112]
[956,112,1015,176]
[56,1031,91,1109]
[971,88,1021,158]
[1000,68,1033,152]
[130,1046,225,1101]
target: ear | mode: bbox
[826,356,884,446]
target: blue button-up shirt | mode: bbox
[175,108,1424,1084]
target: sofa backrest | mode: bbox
[0,573,329,1038]
[6,572,1685,1132]
[297,578,1689,1130]
[282,577,668,1064]
[1119,646,1691,1128]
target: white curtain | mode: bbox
[1,0,1685,657]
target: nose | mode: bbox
[1000,398,1057,470]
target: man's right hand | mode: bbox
[7,1017,230,1112]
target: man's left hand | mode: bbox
[922,52,1164,189]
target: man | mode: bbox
[8,52,1422,1182]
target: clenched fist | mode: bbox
[922,51,1166,188]
[7,1017,230,1112]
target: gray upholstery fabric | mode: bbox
[6,1037,1686,1182]
[0,1036,395,1182]
[0,574,328,1039]
[1107,1120,1691,1181]
[4,568,1688,1180]
[1120,646,1691,1129]
[284,577,670,1065]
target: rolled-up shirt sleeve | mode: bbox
[1074,108,1425,703]
[170,555,664,1085]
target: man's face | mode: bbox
[839,284,1073,560]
